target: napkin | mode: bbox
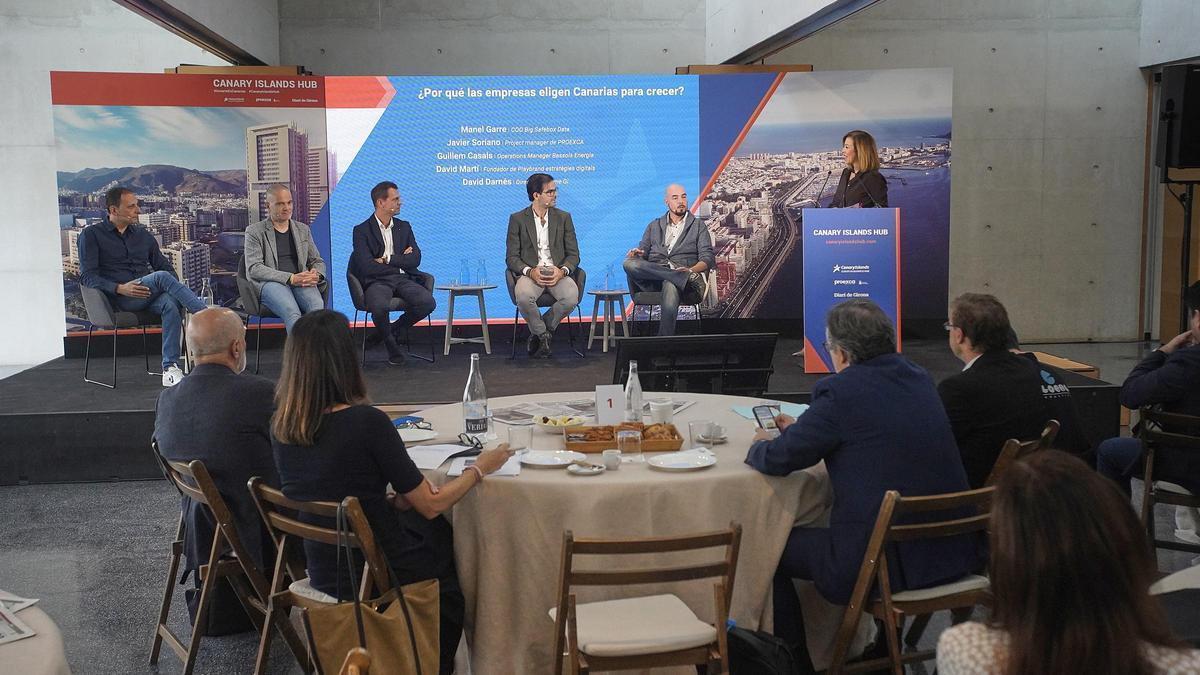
[731,403,809,420]
[448,455,521,477]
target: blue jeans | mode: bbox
[1096,436,1143,497]
[112,270,206,369]
[623,258,688,336]
[259,281,324,333]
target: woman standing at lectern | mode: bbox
[830,129,888,208]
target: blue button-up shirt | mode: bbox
[78,219,173,294]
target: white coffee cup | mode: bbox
[649,399,674,424]
[602,449,622,470]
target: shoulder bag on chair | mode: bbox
[301,504,441,675]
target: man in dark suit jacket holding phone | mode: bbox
[938,293,1054,487]
[350,181,436,365]
[505,173,580,358]
[745,300,980,667]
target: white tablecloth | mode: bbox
[0,590,71,675]
[414,391,860,673]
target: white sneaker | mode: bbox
[162,365,185,387]
[1175,506,1200,545]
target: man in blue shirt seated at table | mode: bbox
[745,299,983,667]
[78,186,207,386]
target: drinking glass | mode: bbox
[689,420,715,454]
[476,258,488,286]
[616,429,643,463]
[507,424,532,452]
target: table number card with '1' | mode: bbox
[595,385,624,425]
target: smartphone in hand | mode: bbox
[753,405,781,439]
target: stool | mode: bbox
[437,284,497,355]
[587,289,630,352]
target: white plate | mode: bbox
[534,416,589,433]
[398,428,438,443]
[647,451,717,472]
[566,463,605,476]
[519,450,588,468]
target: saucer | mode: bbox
[566,463,605,476]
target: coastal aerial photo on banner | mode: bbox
[50,73,328,333]
[700,68,951,329]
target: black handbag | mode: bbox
[728,624,811,675]
[183,573,255,636]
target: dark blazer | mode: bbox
[830,167,888,208]
[505,205,580,276]
[1016,352,1093,459]
[154,363,279,573]
[634,211,715,270]
[350,215,424,288]
[938,350,1055,488]
[746,353,981,604]
[1120,344,1200,494]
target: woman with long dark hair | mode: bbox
[830,129,888,208]
[937,450,1200,674]
[272,309,512,674]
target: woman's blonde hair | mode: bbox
[272,309,369,446]
[843,129,880,173]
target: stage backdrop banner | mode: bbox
[802,208,901,373]
[50,68,948,336]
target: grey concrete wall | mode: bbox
[169,0,281,65]
[0,0,225,368]
[278,0,705,75]
[1140,0,1200,67]
[705,0,843,63]
[768,0,1146,341]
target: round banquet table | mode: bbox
[0,592,71,675]
[415,391,861,674]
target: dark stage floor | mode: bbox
[0,333,967,415]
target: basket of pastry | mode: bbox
[563,421,684,453]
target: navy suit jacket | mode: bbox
[154,364,279,573]
[746,353,982,604]
[350,215,424,288]
[1120,344,1200,494]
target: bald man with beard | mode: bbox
[154,308,280,579]
[623,183,715,335]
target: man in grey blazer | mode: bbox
[244,184,327,332]
[505,173,581,357]
[623,184,714,335]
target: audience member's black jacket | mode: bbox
[938,350,1055,488]
[1016,352,1094,460]
[154,364,279,574]
[1121,344,1200,494]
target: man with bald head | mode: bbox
[244,183,327,333]
[623,184,714,335]
[154,308,280,581]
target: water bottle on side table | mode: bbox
[200,278,215,308]
[624,360,643,422]
[463,353,489,437]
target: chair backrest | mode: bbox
[236,255,264,316]
[985,419,1060,486]
[1139,408,1200,451]
[151,440,269,597]
[553,523,742,627]
[248,478,394,600]
[80,284,118,328]
[345,269,368,311]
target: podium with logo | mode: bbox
[802,208,901,374]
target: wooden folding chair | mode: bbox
[984,419,1060,487]
[248,479,398,675]
[339,647,371,675]
[550,523,741,674]
[828,488,993,675]
[148,443,305,675]
[1138,408,1200,562]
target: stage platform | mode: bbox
[0,329,1120,485]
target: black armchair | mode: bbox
[346,270,436,364]
[505,266,586,358]
[79,285,163,388]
